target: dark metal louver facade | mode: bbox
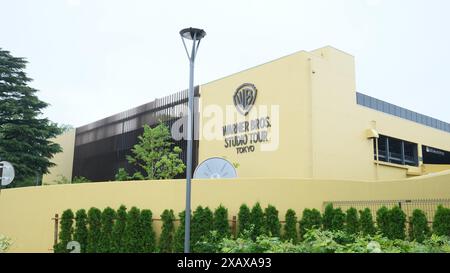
[72,87,200,181]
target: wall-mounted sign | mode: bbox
[0,161,15,186]
[233,83,257,116]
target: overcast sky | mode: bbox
[1,0,449,127]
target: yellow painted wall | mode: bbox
[1,172,450,252]
[198,46,450,181]
[42,129,76,185]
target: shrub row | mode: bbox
[55,203,450,252]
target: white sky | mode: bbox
[1,0,449,127]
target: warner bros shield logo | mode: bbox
[233,83,258,116]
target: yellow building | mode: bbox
[43,46,450,184]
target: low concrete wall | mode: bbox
[1,171,450,252]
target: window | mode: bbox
[373,135,418,167]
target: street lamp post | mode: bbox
[180,27,206,253]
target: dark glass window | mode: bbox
[422,146,450,164]
[373,135,418,166]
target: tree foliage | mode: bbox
[0,48,62,187]
[112,205,127,253]
[73,209,88,253]
[174,210,187,253]
[345,207,359,234]
[159,209,176,253]
[213,205,230,239]
[264,205,281,238]
[86,207,102,253]
[410,209,430,243]
[54,209,74,253]
[140,209,156,252]
[432,205,450,237]
[124,207,142,252]
[125,123,185,180]
[359,208,376,236]
[99,207,116,253]
[299,208,322,240]
[250,203,265,241]
[238,204,251,237]
[283,209,298,243]
[322,203,334,230]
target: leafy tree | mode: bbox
[359,208,375,235]
[433,205,450,237]
[112,205,127,253]
[86,207,102,253]
[322,203,335,230]
[250,203,265,240]
[0,48,62,187]
[174,210,187,252]
[71,176,91,183]
[388,206,406,240]
[264,205,281,237]
[283,209,298,243]
[191,206,214,252]
[126,123,186,180]
[124,207,142,252]
[331,208,346,231]
[159,209,176,253]
[345,207,359,234]
[299,208,322,240]
[140,209,156,253]
[99,207,116,253]
[238,204,251,236]
[54,209,74,253]
[73,209,88,253]
[410,209,430,243]
[213,205,230,239]
[115,168,130,181]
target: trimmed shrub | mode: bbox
[238,204,251,236]
[388,206,406,240]
[112,205,127,253]
[191,206,214,252]
[299,208,322,240]
[213,205,231,239]
[99,207,116,253]
[345,208,359,234]
[86,207,102,253]
[331,208,346,231]
[54,209,74,253]
[410,209,430,243]
[283,209,298,243]
[264,205,281,237]
[140,209,156,252]
[376,206,390,237]
[124,207,142,252]
[250,203,265,240]
[159,209,176,253]
[359,208,375,235]
[174,210,187,253]
[433,205,450,237]
[322,203,334,230]
[73,209,88,253]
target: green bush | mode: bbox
[54,209,74,253]
[213,205,230,239]
[99,207,115,253]
[115,168,130,181]
[140,209,156,252]
[299,208,322,240]
[433,205,450,237]
[124,207,141,252]
[238,204,251,236]
[264,205,281,238]
[112,205,127,253]
[159,209,176,253]
[331,208,346,231]
[86,207,102,253]
[345,208,359,234]
[410,209,430,243]
[191,206,214,252]
[359,208,375,235]
[174,210,187,252]
[322,203,334,230]
[283,209,298,243]
[250,203,265,241]
[73,209,88,253]
[376,206,390,237]
[388,206,406,240]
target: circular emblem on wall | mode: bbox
[233,83,257,116]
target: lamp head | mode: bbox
[180,27,206,41]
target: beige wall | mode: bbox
[42,130,76,185]
[1,171,450,252]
